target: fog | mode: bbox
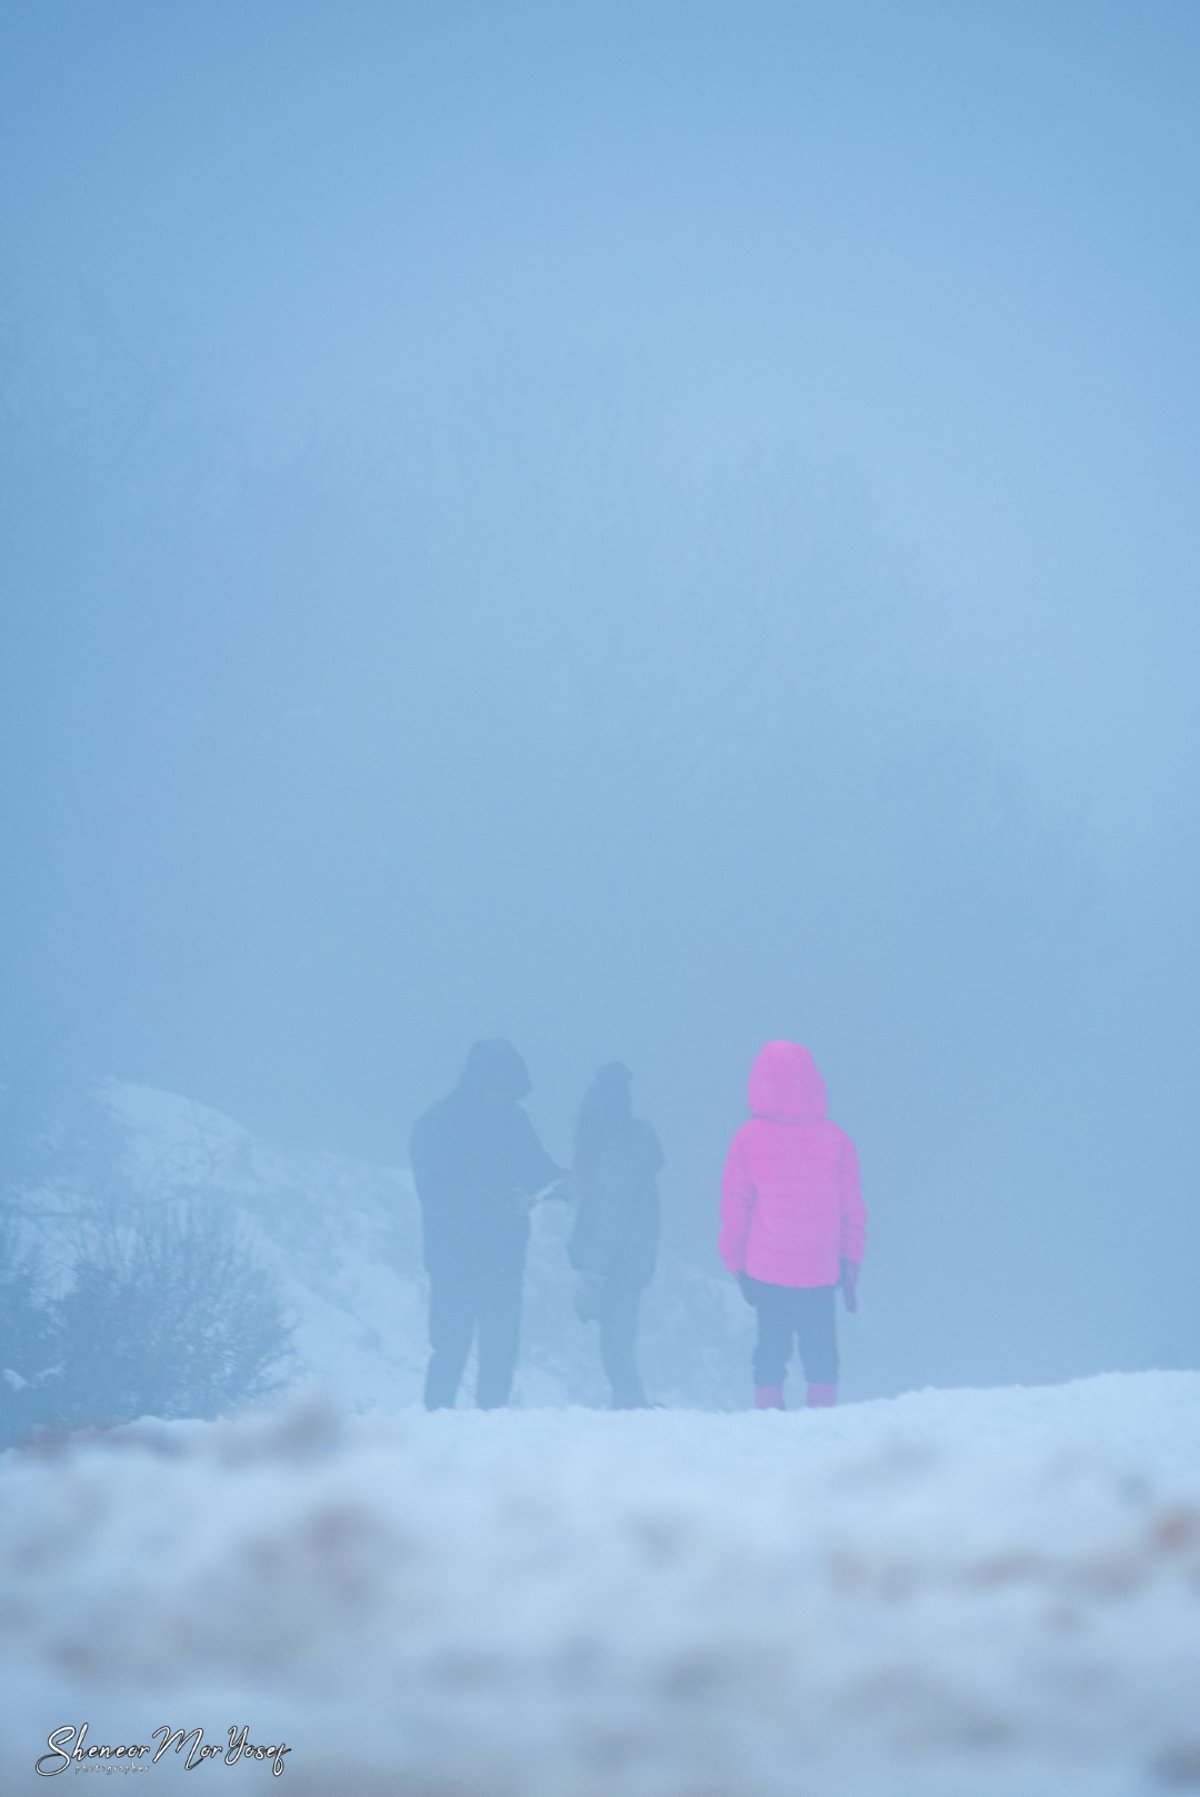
[2,1,1197,1400]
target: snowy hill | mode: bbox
[104,1080,432,1409]
[3,1373,1200,1794]
[14,1081,753,1413]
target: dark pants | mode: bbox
[594,1279,647,1409]
[423,1244,526,1410]
[749,1280,839,1386]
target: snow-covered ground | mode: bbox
[3,1372,1200,1795]
[63,1081,753,1412]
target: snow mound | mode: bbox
[3,1372,1200,1794]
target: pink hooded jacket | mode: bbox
[719,1041,865,1288]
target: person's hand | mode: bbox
[840,1258,860,1314]
[737,1271,758,1306]
[527,1175,573,1208]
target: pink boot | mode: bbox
[754,1385,785,1410]
[806,1382,838,1408]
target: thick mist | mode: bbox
[2,1,1197,1400]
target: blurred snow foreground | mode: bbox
[3,1376,1200,1796]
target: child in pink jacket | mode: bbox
[719,1040,865,1410]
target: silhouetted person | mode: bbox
[568,1062,662,1408]
[719,1040,866,1410]
[410,1040,562,1410]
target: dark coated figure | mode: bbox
[410,1040,562,1410]
[568,1063,663,1409]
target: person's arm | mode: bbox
[585,1142,639,1277]
[510,1107,566,1200]
[838,1135,866,1310]
[567,1191,599,1272]
[718,1131,755,1275]
[409,1113,451,1276]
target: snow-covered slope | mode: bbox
[104,1080,432,1408]
[53,1082,752,1412]
[3,1374,1200,1794]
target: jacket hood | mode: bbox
[457,1039,532,1102]
[747,1040,827,1123]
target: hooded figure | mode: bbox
[568,1063,662,1408]
[410,1040,562,1409]
[719,1041,865,1411]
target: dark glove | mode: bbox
[840,1258,860,1314]
[737,1271,758,1306]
